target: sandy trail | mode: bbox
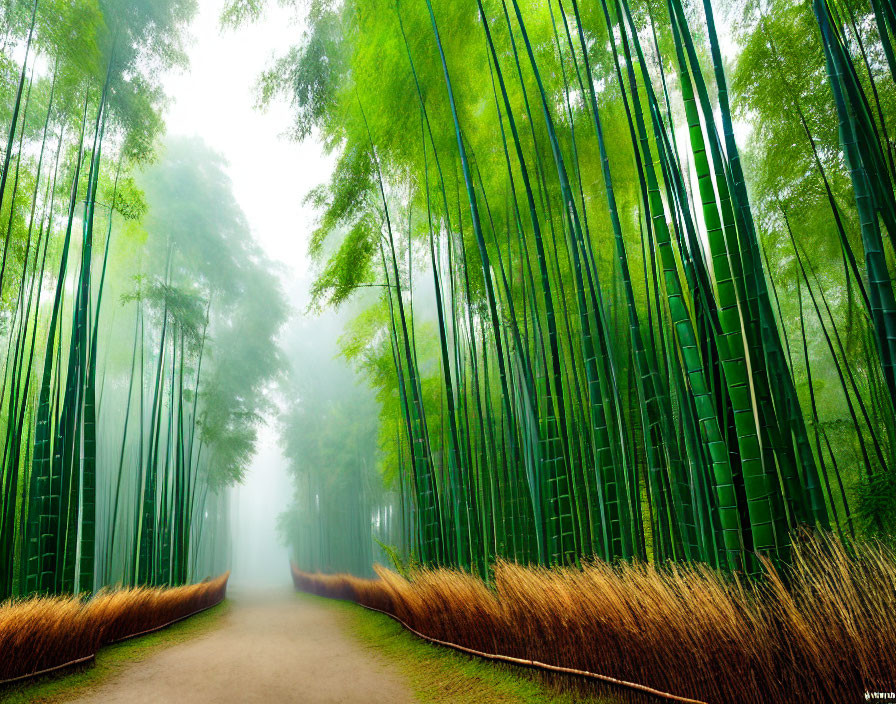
[67,588,414,704]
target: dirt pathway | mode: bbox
[67,588,415,704]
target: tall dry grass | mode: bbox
[0,574,228,683]
[292,534,896,703]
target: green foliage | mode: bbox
[277,302,400,576]
[255,0,896,575]
[857,469,896,537]
[0,0,278,597]
[256,2,349,142]
[375,539,421,580]
[134,137,288,488]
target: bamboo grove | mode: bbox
[277,307,404,578]
[0,1,283,599]
[252,0,896,575]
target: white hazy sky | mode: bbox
[163,0,328,284]
[161,0,330,586]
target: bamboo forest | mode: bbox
[1,0,896,701]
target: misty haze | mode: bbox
[1,0,896,703]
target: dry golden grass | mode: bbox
[292,534,896,703]
[0,574,228,683]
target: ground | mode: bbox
[3,590,610,703]
[2,599,231,703]
[329,593,612,704]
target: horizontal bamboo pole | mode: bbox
[349,600,709,704]
[0,576,228,687]
[0,654,96,686]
